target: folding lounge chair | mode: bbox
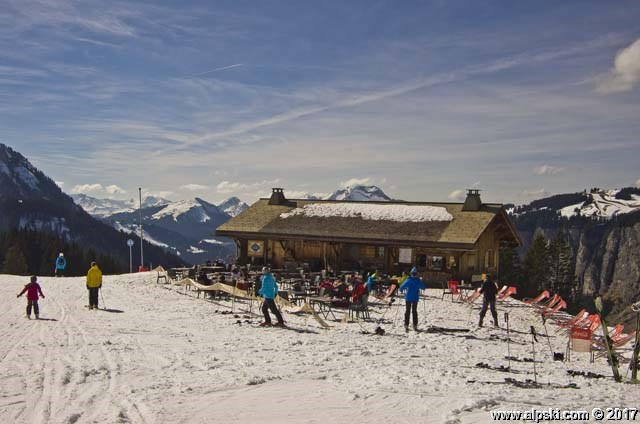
[461,288,481,303]
[523,290,550,305]
[497,286,517,301]
[540,300,567,317]
[553,309,588,327]
[534,294,560,311]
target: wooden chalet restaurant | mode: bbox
[216,188,521,283]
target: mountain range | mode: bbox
[0,143,185,270]
[71,186,392,264]
[506,187,640,324]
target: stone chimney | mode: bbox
[268,188,286,205]
[462,189,482,211]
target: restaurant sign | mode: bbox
[248,240,264,257]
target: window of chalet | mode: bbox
[416,254,427,267]
[431,256,444,271]
[359,246,376,258]
[376,246,385,258]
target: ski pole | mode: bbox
[505,312,511,369]
[100,288,107,310]
[530,326,538,384]
[542,316,555,359]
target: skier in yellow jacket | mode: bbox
[86,261,102,310]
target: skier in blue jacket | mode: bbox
[258,267,285,327]
[400,267,426,331]
[55,253,66,277]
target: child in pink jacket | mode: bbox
[17,276,45,319]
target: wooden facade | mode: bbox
[218,189,521,283]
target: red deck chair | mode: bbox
[592,330,637,358]
[497,286,517,301]
[523,290,550,305]
[559,313,601,337]
[534,294,560,311]
[495,285,508,298]
[539,299,566,317]
[461,288,481,303]
[553,309,588,327]
[376,284,398,301]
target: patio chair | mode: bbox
[349,292,370,320]
[497,286,517,301]
[522,290,550,305]
[442,281,460,301]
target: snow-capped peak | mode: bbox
[217,197,249,217]
[151,199,209,222]
[559,190,640,219]
[325,185,393,202]
[72,194,172,218]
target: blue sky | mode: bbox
[1,0,639,204]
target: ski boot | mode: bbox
[273,322,286,328]
[259,322,272,327]
[404,325,409,333]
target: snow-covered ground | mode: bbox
[1,272,637,423]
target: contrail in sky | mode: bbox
[191,63,244,77]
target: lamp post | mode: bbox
[139,187,144,271]
[127,239,134,273]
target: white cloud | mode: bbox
[71,183,103,194]
[447,189,466,201]
[180,184,209,192]
[635,179,640,188]
[340,177,372,188]
[105,184,127,195]
[284,190,329,199]
[519,188,548,198]
[533,164,565,176]
[143,190,173,199]
[215,179,281,195]
[596,38,640,94]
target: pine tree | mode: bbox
[2,244,29,275]
[522,232,551,298]
[499,246,522,287]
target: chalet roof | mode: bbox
[216,199,521,248]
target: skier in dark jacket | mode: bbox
[478,274,499,327]
[55,253,66,277]
[399,267,426,331]
[17,276,45,319]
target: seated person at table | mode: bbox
[197,270,212,286]
[332,279,349,299]
[319,280,334,297]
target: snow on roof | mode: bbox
[280,203,453,222]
